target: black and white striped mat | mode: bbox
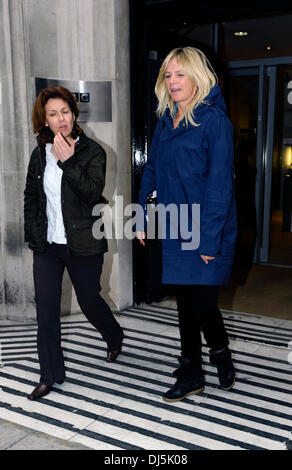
[122,304,292,347]
[0,304,291,450]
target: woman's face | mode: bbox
[44,98,74,138]
[165,57,197,107]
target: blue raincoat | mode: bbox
[138,85,237,285]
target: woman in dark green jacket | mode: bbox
[24,86,124,400]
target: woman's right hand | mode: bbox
[200,255,215,264]
[137,231,146,246]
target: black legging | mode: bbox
[175,284,229,365]
[33,242,124,385]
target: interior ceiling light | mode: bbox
[234,31,248,37]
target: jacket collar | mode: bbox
[74,131,87,152]
[37,130,87,153]
[163,107,187,131]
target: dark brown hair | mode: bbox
[31,86,83,144]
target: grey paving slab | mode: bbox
[0,420,29,450]
[0,418,90,450]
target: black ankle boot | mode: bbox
[209,347,236,390]
[172,356,190,377]
[163,363,204,402]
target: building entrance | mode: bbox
[130,1,292,316]
[227,61,292,268]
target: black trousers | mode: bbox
[33,243,124,385]
[175,284,229,365]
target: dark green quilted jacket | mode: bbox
[24,131,108,255]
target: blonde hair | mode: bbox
[155,47,218,126]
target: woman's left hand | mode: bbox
[52,132,76,162]
[200,255,215,264]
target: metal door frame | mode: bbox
[227,56,292,265]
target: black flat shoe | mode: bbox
[27,384,51,400]
[106,345,122,363]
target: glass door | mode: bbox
[268,66,292,266]
[227,61,292,268]
[227,68,260,271]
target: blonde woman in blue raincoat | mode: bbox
[137,47,237,402]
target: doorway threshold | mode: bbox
[219,264,292,320]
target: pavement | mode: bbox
[0,417,90,450]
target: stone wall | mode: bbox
[0,0,132,320]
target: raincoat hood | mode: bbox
[196,84,227,114]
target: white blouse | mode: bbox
[44,143,67,244]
